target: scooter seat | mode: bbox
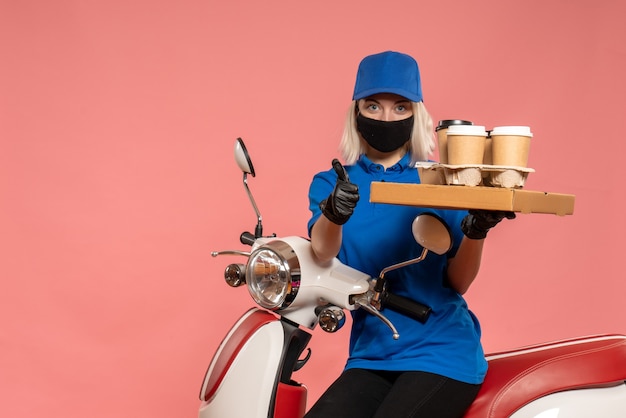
[464,334,626,418]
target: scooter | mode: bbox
[198,138,626,418]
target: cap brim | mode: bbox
[353,87,422,102]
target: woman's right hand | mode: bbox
[319,159,360,225]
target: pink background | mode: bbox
[2,1,625,416]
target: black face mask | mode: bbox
[356,113,414,153]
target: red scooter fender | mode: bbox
[199,308,309,418]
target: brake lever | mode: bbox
[353,294,400,340]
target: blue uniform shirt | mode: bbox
[307,153,487,384]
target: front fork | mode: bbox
[270,318,311,418]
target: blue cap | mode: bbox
[352,51,423,102]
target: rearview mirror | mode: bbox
[234,137,255,177]
[411,214,452,255]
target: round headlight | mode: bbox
[246,241,300,310]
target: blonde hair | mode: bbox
[338,101,435,165]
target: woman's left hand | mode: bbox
[460,210,516,240]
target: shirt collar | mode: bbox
[357,153,412,173]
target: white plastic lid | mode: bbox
[446,125,487,136]
[491,126,533,137]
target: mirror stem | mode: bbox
[243,172,263,237]
[372,247,429,309]
[379,248,428,279]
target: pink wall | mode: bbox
[2,1,625,416]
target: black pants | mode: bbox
[304,369,481,418]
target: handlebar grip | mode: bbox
[240,232,256,246]
[383,292,432,324]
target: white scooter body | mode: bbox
[199,233,373,418]
[200,313,626,418]
[512,386,626,418]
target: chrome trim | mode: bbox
[246,240,300,310]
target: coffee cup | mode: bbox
[490,126,533,167]
[483,132,493,165]
[446,125,488,165]
[435,120,473,164]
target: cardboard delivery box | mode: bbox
[369,182,575,216]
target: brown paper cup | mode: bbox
[483,135,493,165]
[446,125,487,165]
[490,126,533,167]
[436,120,473,164]
[437,129,449,164]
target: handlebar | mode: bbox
[381,292,431,324]
[239,231,277,246]
[240,232,256,246]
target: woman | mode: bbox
[305,51,514,418]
